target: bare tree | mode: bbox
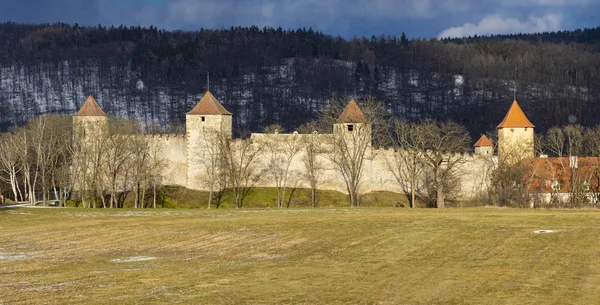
[0,133,22,202]
[13,126,35,203]
[262,124,302,208]
[44,116,73,206]
[196,128,228,209]
[221,137,263,208]
[491,157,535,208]
[386,119,426,208]
[543,125,588,207]
[147,141,166,208]
[102,118,138,208]
[320,98,388,207]
[298,121,325,208]
[419,120,471,208]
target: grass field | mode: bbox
[2,207,600,304]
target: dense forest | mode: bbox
[1,22,600,137]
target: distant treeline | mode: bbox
[1,22,599,137]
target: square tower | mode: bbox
[73,96,108,142]
[497,100,535,164]
[186,91,232,190]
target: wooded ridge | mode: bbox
[0,22,599,137]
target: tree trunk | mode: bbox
[234,189,241,208]
[311,188,316,208]
[10,171,18,202]
[349,190,359,207]
[208,189,213,209]
[436,186,445,209]
[410,177,416,208]
[153,183,157,209]
[134,183,139,209]
[141,184,147,209]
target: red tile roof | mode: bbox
[187,91,232,115]
[474,135,493,147]
[337,99,367,123]
[497,100,535,128]
[528,157,600,193]
[75,96,107,117]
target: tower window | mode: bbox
[201,116,206,122]
[347,124,354,132]
[510,129,514,132]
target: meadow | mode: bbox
[1,207,600,304]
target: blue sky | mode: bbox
[0,0,598,38]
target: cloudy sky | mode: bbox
[0,0,598,38]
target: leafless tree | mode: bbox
[386,119,426,208]
[262,124,302,208]
[543,125,588,207]
[44,116,73,206]
[0,132,22,202]
[320,98,388,207]
[195,128,228,209]
[221,137,264,208]
[419,120,471,208]
[298,121,325,208]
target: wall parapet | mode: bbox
[145,133,185,139]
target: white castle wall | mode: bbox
[75,110,504,202]
[146,134,187,186]
[248,133,348,193]
[237,132,496,200]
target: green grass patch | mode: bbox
[159,186,420,209]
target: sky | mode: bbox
[0,0,598,39]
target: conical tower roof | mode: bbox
[337,99,367,123]
[497,100,534,128]
[75,96,107,117]
[187,90,232,115]
[474,135,493,147]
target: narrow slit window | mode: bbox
[201,116,206,122]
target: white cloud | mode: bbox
[437,13,563,38]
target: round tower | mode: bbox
[497,100,534,164]
[185,90,232,189]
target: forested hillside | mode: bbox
[1,22,600,136]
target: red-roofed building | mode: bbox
[526,157,600,206]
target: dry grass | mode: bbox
[2,207,600,304]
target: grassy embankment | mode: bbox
[2,207,600,304]
[62,186,430,209]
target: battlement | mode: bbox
[250,132,333,142]
[145,133,185,139]
[372,147,478,159]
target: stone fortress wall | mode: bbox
[145,134,187,186]
[75,92,533,202]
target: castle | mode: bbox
[73,92,536,202]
